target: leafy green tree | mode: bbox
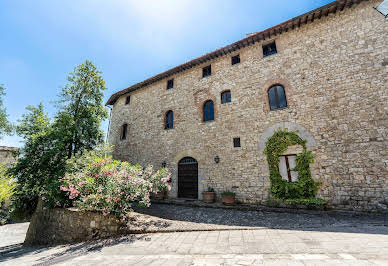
[11,60,109,215]
[56,60,108,158]
[0,85,12,138]
[11,104,65,215]
[15,103,50,139]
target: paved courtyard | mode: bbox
[1,206,388,265]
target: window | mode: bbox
[167,79,174,90]
[203,100,214,122]
[231,54,240,65]
[268,85,287,110]
[262,41,277,57]
[376,0,388,17]
[233,138,241,148]
[278,155,298,182]
[125,95,131,105]
[165,110,174,129]
[120,124,128,140]
[221,90,231,104]
[202,65,212,78]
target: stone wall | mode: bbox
[24,201,125,246]
[108,0,388,211]
[0,146,18,167]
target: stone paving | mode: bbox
[0,222,29,248]
[1,206,388,265]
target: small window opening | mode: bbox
[167,79,174,90]
[125,95,131,105]
[120,124,128,140]
[231,54,240,65]
[262,41,277,57]
[221,90,231,104]
[278,155,298,182]
[202,65,212,78]
[165,110,174,129]
[233,138,241,148]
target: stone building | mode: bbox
[107,0,388,211]
[0,146,18,167]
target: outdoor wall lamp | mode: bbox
[161,161,167,168]
[214,155,220,164]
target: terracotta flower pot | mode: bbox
[202,192,215,203]
[153,191,165,200]
[222,195,235,205]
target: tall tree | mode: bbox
[11,104,64,215]
[56,60,108,158]
[0,85,12,138]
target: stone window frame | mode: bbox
[125,95,131,105]
[120,123,128,141]
[220,90,232,104]
[202,65,212,78]
[231,54,240,65]
[167,79,174,90]
[262,41,278,57]
[164,110,174,130]
[203,100,215,122]
[268,84,287,111]
[161,108,179,130]
[262,79,293,113]
[193,88,217,123]
[233,137,241,148]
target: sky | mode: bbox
[0,0,333,148]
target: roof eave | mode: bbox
[106,0,362,106]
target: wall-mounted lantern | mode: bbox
[214,155,220,164]
[161,161,167,168]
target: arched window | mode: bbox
[165,110,174,129]
[221,90,231,104]
[268,85,287,110]
[203,100,214,122]
[120,123,128,140]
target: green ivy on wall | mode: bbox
[264,128,322,202]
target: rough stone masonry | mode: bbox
[107,0,388,211]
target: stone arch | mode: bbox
[173,150,204,165]
[258,122,316,151]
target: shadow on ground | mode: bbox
[0,235,145,265]
[133,202,388,235]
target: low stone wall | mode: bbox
[24,201,126,246]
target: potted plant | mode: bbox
[202,187,215,203]
[153,187,167,200]
[221,191,236,205]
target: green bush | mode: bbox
[58,157,171,221]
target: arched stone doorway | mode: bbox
[178,157,198,199]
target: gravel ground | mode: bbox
[130,203,388,233]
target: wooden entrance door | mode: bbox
[178,157,198,199]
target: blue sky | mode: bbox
[0,0,332,147]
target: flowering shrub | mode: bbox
[0,163,16,224]
[59,157,170,221]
